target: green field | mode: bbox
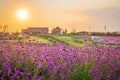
[29,34,92,47]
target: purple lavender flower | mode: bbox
[4,68,11,72]
[15,71,23,76]
[37,76,42,80]
[9,76,16,80]
[27,74,33,79]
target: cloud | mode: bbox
[85,7,120,23]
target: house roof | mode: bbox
[22,27,49,33]
[28,27,48,30]
[55,26,61,30]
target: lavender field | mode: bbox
[0,36,120,80]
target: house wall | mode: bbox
[22,27,49,35]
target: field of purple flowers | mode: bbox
[0,37,120,80]
[100,36,120,44]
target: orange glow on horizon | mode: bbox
[0,0,120,32]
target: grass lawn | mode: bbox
[53,35,85,47]
[30,36,52,44]
[30,35,93,47]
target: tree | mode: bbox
[3,25,8,33]
[0,25,2,32]
[62,28,67,34]
[71,28,76,34]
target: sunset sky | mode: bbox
[0,0,120,32]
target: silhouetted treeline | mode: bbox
[71,31,120,36]
[90,32,120,36]
[0,25,9,33]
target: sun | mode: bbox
[16,8,29,21]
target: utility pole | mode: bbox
[89,26,91,33]
[104,25,106,33]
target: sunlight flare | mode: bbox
[16,8,29,21]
